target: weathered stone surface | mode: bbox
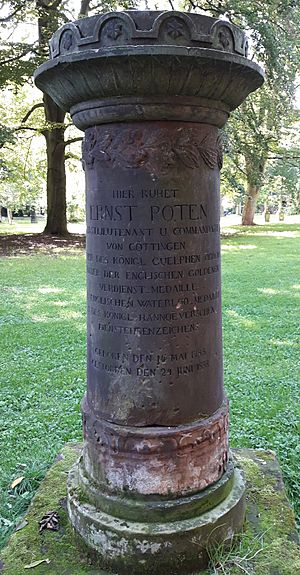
[67,460,245,575]
[48,11,249,58]
[1,445,299,575]
[34,11,264,129]
[75,457,235,522]
[81,399,229,496]
[34,10,265,572]
[83,121,224,429]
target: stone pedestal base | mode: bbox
[67,458,245,575]
[1,445,299,575]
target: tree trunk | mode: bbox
[242,182,260,225]
[296,182,300,214]
[42,93,68,236]
[7,208,13,224]
[36,2,68,236]
[79,0,90,17]
[37,1,90,236]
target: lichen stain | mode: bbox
[89,525,129,558]
[134,540,163,554]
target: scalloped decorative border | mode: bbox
[49,11,248,59]
[82,396,229,457]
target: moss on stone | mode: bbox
[0,443,107,575]
[0,445,299,575]
[215,449,300,575]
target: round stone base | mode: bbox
[67,462,246,575]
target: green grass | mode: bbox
[0,218,45,234]
[2,214,298,237]
[222,223,300,528]
[0,223,299,550]
[1,446,299,575]
[0,217,85,235]
[0,254,86,546]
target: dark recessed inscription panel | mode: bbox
[84,122,224,426]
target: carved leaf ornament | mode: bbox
[83,127,223,174]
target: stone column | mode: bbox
[35,10,263,574]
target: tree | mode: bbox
[0,139,46,223]
[0,87,47,221]
[261,156,300,215]
[0,0,136,235]
[184,0,300,224]
[0,0,75,235]
[4,1,298,229]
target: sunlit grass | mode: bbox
[1,215,299,236]
[0,224,299,549]
[0,217,85,235]
[0,217,45,234]
[0,254,86,546]
[222,224,300,532]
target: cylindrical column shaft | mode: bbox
[82,119,228,497]
[85,122,223,427]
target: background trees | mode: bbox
[184,0,300,224]
[0,0,299,229]
[0,87,46,222]
[0,0,136,235]
[1,0,77,235]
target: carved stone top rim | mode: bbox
[46,10,251,60]
[34,12,264,124]
[35,44,264,80]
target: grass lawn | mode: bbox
[0,223,299,550]
[0,217,85,235]
[1,214,299,236]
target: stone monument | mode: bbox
[35,10,264,574]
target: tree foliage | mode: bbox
[0,87,46,217]
[0,0,137,235]
[0,0,137,89]
[0,0,299,228]
[0,1,39,88]
[184,0,300,223]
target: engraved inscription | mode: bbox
[87,187,221,383]
[85,122,223,424]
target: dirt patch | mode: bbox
[0,234,86,256]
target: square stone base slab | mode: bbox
[0,444,299,575]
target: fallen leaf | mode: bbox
[39,510,59,533]
[11,477,24,489]
[24,559,50,569]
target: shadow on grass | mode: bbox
[0,233,85,257]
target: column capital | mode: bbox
[34,10,264,130]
